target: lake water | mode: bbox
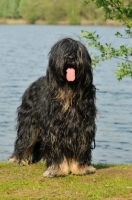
[0,25,132,164]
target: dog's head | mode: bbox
[47,38,93,86]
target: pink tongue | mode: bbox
[66,68,75,82]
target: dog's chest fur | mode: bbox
[47,87,84,132]
[54,87,77,113]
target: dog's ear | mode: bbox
[48,41,65,68]
[83,49,93,85]
[76,42,93,85]
[47,45,65,86]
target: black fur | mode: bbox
[9,38,97,177]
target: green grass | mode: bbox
[0,162,132,200]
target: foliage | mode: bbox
[0,162,132,199]
[44,0,67,24]
[82,1,104,24]
[0,0,105,24]
[18,0,43,24]
[82,0,132,80]
[0,0,20,18]
[66,0,81,25]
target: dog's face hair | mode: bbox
[47,38,93,87]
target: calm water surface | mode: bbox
[0,25,132,164]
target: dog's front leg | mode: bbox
[9,126,37,165]
[9,125,40,165]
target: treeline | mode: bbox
[0,0,105,24]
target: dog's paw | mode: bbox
[8,156,18,163]
[8,156,22,164]
[8,156,31,165]
[43,165,67,177]
[86,165,96,174]
[69,159,96,175]
[19,159,31,165]
[43,170,56,177]
[43,166,57,177]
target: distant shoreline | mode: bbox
[0,18,122,26]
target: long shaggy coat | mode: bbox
[9,38,97,177]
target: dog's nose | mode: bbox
[67,56,75,64]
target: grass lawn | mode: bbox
[0,162,132,200]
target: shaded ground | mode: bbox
[0,162,132,199]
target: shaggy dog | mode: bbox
[9,38,97,177]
